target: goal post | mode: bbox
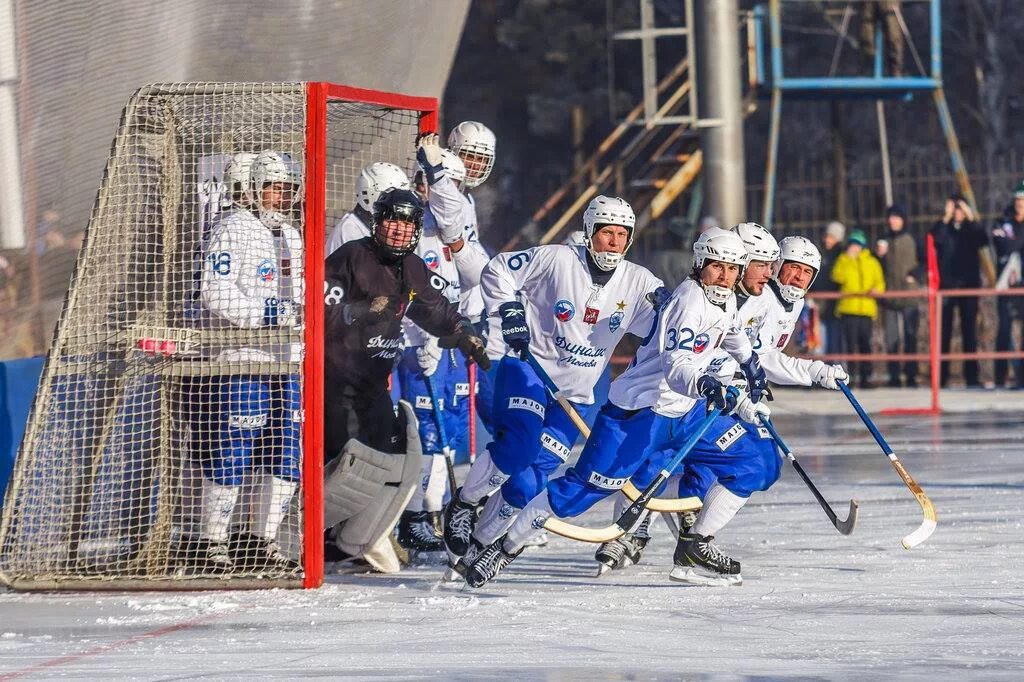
[0,82,437,590]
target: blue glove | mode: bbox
[263,298,297,326]
[696,375,739,413]
[416,133,446,186]
[740,352,768,404]
[645,286,673,313]
[498,301,530,359]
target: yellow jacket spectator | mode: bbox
[831,231,886,319]
[830,229,886,387]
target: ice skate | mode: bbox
[594,513,650,576]
[669,532,742,586]
[179,537,234,576]
[442,487,478,558]
[397,510,446,557]
[229,531,300,573]
[464,536,522,588]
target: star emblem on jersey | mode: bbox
[616,300,626,311]
[423,250,440,270]
[408,289,417,302]
[553,299,575,322]
[693,332,711,354]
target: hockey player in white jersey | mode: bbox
[441,195,664,575]
[447,121,499,433]
[463,227,772,587]
[188,150,304,575]
[396,135,490,553]
[325,161,410,255]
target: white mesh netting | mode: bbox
[0,82,423,589]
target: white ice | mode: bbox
[2,388,1023,679]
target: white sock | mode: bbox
[503,492,553,553]
[460,450,508,504]
[690,482,747,537]
[422,454,449,513]
[200,478,240,543]
[405,454,432,512]
[250,475,299,540]
[472,489,519,546]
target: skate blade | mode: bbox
[595,561,614,578]
[668,567,742,587]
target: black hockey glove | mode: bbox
[739,352,768,404]
[416,133,446,186]
[342,295,403,327]
[696,375,739,414]
[498,301,530,359]
[443,319,491,370]
[645,285,673,313]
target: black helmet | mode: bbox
[372,187,425,257]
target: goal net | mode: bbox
[0,82,435,590]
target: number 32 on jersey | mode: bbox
[664,327,715,354]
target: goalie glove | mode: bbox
[263,298,298,327]
[416,337,443,377]
[416,133,446,186]
[342,295,403,327]
[739,352,768,404]
[696,375,739,414]
[809,360,849,390]
[734,393,771,425]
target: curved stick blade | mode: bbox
[901,494,937,549]
[835,499,859,535]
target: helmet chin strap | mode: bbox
[702,283,732,306]
[588,248,622,271]
[775,279,806,303]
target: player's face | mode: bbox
[1014,196,1024,217]
[742,260,772,295]
[591,225,630,254]
[377,219,417,250]
[261,182,296,211]
[700,260,741,289]
[779,262,816,290]
[458,150,491,183]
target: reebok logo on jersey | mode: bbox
[553,299,575,322]
[540,433,571,461]
[508,396,545,418]
[229,413,268,429]
[587,471,628,491]
[715,423,745,451]
[503,307,525,319]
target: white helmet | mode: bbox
[732,222,780,263]
[448,121,495,188]
[582,195,635,271]
[355,162,411,212]
[692,227,749,305]
[440,149,467,186]
[251,150,302,228]
[773,236,822,303]
[224,152,256,206]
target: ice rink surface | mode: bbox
[2,388,1023,680]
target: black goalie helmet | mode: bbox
[372,187,425,257]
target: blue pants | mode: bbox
[475,360,498,436]
[632,399,782,499]
[546,402,690,517]
[397,347,464,455]
[192,375,301,486]
[444,349,473,456]
[488,355,581,508]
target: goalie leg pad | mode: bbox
[326,401,422,563]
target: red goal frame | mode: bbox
[301,83,438,588]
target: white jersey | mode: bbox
[200,208,303,362]
[608,277,753,417]
[325,210,371,256]
[481,244,662,404]
[706,282,812,387]
[458,193,487,321]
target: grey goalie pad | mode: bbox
[323,400,421,568]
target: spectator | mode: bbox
[992,182,1024,388]
[832,229,886,388]
[813,220,846,355]
[876,204,922,387]
[930,194,988,388]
